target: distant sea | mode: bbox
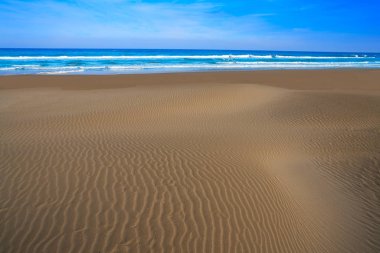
[0,48,379,75]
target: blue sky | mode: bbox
[0,0,379,52]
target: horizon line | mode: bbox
[0,47,379,54]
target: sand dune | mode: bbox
[0,70,379,252]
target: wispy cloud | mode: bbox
[0,0,379,51]
[0,0,270,40]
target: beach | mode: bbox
[0,69,379,252]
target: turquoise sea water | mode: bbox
[0,49,379,75]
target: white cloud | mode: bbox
[1,0,379,51]
[0,0,272,40]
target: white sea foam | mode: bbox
[1,61,380,74]
[220,61,373,65]
[40,69,85,74]
[0,67,15,71]
[95,62,380,71]
[274,55,374,59]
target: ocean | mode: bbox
[0,48,379,75]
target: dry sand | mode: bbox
[0,70,379,253]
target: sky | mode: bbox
[0,0,379,52]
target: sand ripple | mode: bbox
[1,82,379,252]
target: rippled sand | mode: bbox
[1,70,379,253]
